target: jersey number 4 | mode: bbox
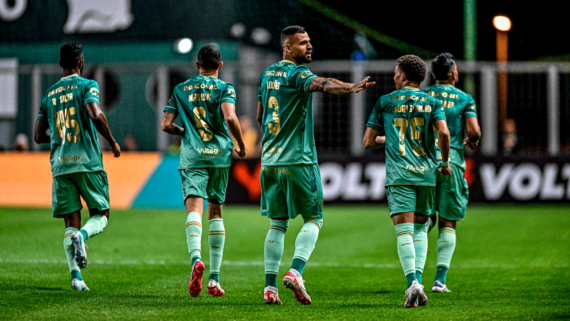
[394,117,426,157]
[54,107,80,144]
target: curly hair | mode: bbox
[431,53,455,81]
[397,54,426,83]
[60,43,83,69]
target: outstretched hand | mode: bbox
[111,141,121,158]
[352,76,376,93]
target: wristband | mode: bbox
[441,161,449,167]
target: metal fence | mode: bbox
[3,60,569,156]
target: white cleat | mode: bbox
[70,231,87,269]
[283,269,312,305]
[71,278,90,291]
[403,280,424,308]
[263,286,282,305]
[432,280,451,293]
[207,279,225,297]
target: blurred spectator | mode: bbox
[502,118,518,156]
[122,133,138,151]
[233,115,261,158]
[168,135,181,154]
[13,133,29,151]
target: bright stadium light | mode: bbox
[251,28,271,45]
[173,38,193,54]
[493,15,512,32]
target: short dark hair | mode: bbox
[60,43,83,69]
[431,53,455,81]
[281,25,306,48]
[397,55,426,83]
[197,44,221,70]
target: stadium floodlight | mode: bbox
[251,28,271,45]
[493,15,511,32]
[231,23,246,38]
[174,38,193,54]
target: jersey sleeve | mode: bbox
[163,93,178,115]
[84,80,100,105]
[464,95,478,118]
[366,98,384,132]
[431,99,446,122]
[289,65,318,93]
[221,83,237,104]
[37,95,48,121]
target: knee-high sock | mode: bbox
[64,228,82,280]
[264,219,289,287]
[413,222,429,279]
[208,219,225,281]
[80,214,108,240]
[395,223,416,286]
[436,227,456,284]
[185,212,202,264]
[292,218,323,275]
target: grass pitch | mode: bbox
[1,204,569,320]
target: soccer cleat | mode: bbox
[263,286,282,305]
[188,260,205,297]
[403,280,424,308]
[71,278,89,291]
[432,280,451,293]
[417,289,429,306]
[207,279,225,297]
[70,231,87,269]
[282,269,312,305]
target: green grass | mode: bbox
[1,205,569,320]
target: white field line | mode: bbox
[0,258,567,269]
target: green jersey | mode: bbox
[38,74,103,177]
[257,60,319,166]
[164,75,236,169]
[367,87,446,186]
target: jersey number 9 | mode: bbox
[394,117,426,157]
[268,96,280,135]
[54,107,80,144]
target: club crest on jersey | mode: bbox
[63,0,134,34]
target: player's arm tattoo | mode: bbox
[309,78,354,95]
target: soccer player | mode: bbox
[257,25,375,305]
[161,44,248,298]
[423,53,481,293]
[363,55,451,308]
[34,43,121,291]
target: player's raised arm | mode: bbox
[222,102,247,158]
[463,117,481,149]
[308,76,375,95]
[33,119,50,144]
[434,119,451,175]
[86,102,120,157]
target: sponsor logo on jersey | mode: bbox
[197,148,220,155]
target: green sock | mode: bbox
[292,218,323,270]
[436,227,456,284]
[80,214,108,239]
[395,223,416,283]
[64,228,82,280]
[413,222,429,276]
[416,271,422,284]
[186,212,202,263]
[264,219,289,277]
[291,258,306,276]
[406,273,416,288]
[265,273,278,287]
[208,219,225,277]
[209,273,219,282]
[435,266,449,284]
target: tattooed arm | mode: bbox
[308,76,375,94]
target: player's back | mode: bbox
[167,75,235,168]
[423,84,477,152]
[39,75,103,177]
[375,87,445,186]
[258,60,318,166]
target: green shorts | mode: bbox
[180,167,229,204]
[260,164,324,220]
[433,163,469,221]
[52,171,110,217]
[386,185,435,216]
